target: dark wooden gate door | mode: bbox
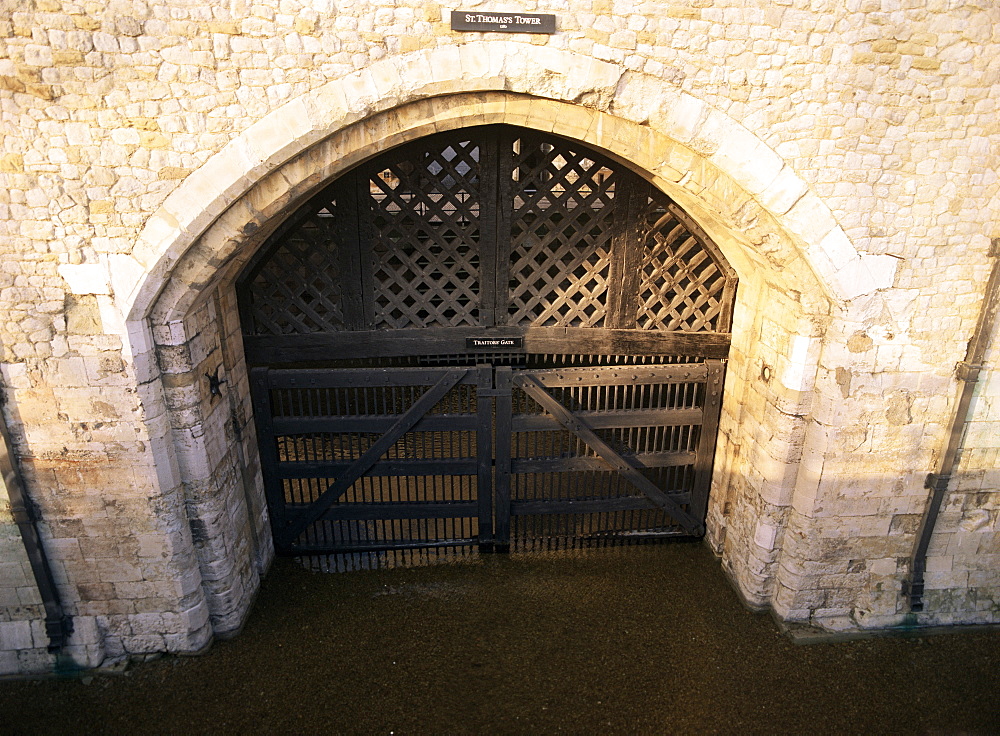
[494,361,725,551]
[251,360,724,557]
[238,124,737,567]
[251,365,494,557]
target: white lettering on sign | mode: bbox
[462,14,543,26]
[468,14,516,24]
[465,336,525,350]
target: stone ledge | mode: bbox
[778,618,1000,645]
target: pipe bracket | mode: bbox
[924,473,952,492]
[955,361,983,382]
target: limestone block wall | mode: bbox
[706,268,822,607]
[0,0,998,675]
[0,473,47,675]
[923,314,1000,623]
[0,283,214,674]
[152,289,270,636]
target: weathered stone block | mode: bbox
[0,620,33,650]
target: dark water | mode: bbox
[4,542,999,734]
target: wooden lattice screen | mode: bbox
[237,124,736,362]
[368,138,484,329]
[243,202,348,335]
[506,133,619,328]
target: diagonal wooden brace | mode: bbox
[282,368,468,544]
[514,374,705,535]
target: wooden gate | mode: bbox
[237,124,737,566]
[251,365,492,557]
[497,361,724,551]
[250,358,723,558]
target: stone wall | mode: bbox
[1,0,998,675]
[925,296,1000,623]
[0,472,47,675]
[153,288,270,636]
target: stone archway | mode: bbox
[115,44,898,636]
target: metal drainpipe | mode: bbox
[906,239,1000,613]
[0,389,73,651]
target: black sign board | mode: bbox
[451,11,556,34]
[466,336,525,351]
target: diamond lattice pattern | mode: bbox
[248,206,345,334]
[242,127,734,338]
[507,136,617,327]
[368,140,482,329]
[636,201,726,332]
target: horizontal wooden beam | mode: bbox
[286,500,479,521]
[277,458,478,478]
[244,326,731,363]
[263,366,480,389]
[277,449,694,479]
[272,407,701,436]
[524,364,708,386]
[510,494,690,515]
[511,409,703,432]
[272,414,479,434]
[512,451,696,473]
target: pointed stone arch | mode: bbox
[113,43,900,632]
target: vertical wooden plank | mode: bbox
[335,172,369,330]
[690,359,726,525]
[479,130,499,327]
[605,178,644,330]
[493,365,513,552]
[358,168,379,330]
[494,126,515,326]
[718,276,740,334]
[235,271,261,339]
[249,367,293,551]
[476,364,495,549]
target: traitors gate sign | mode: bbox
[451,10,557,34]
[466,337,525,351]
